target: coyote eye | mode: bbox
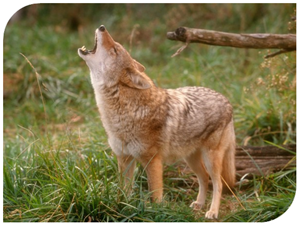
[113,47,118,55]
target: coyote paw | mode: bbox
[189,201,203,210]
[205,210,218,219]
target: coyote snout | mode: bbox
[78,25,236,219]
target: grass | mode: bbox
[3,131,296,222]
[3,4,296,222]
[3,127,199,222]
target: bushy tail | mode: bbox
[221,120,236,188]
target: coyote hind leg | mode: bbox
[202,148,224,219]
[185,149,209,210]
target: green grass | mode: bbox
[3,4,296,222]
[3,131,296,222]
[3,126,200,222]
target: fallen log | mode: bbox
[235,144,296,178]
[167,27,296,58]
[172,144,296,182]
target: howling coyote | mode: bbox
[78,25,236,219]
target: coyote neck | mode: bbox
[92,82,167,128]
[92,83,120,114]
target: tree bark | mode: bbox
[167,27,296,58]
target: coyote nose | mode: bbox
[99,25,105,32]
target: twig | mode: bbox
[171,42,190,57]
[264,49,295,58]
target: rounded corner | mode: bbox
[3,3,39,33]
[265,185,298,223]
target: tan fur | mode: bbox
[78,25,236,219]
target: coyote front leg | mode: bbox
[139,151,163,202]
[117,155,136,194]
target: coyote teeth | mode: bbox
[81,46,86,51]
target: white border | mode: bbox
[1,1,298,225]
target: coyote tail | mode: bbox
[221,121,236,188]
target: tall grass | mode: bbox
[3,127,200,222]
[3,128,296,222]
[3,3,296,222]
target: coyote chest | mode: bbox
[94,84,168,157]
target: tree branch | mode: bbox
[167,27,296,58]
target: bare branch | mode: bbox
[167,27,296,57]
[264,49,295,58]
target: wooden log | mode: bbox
[236,145,296,156]
[235,144,296,178]
[167,27,296,58]
[172,144,296,181]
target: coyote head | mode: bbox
[78,25,151,89]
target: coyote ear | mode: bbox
[127,70,152,90]
[133,59,145,72]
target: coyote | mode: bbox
[78,25,236,219]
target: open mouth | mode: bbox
[79,35,97,55]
